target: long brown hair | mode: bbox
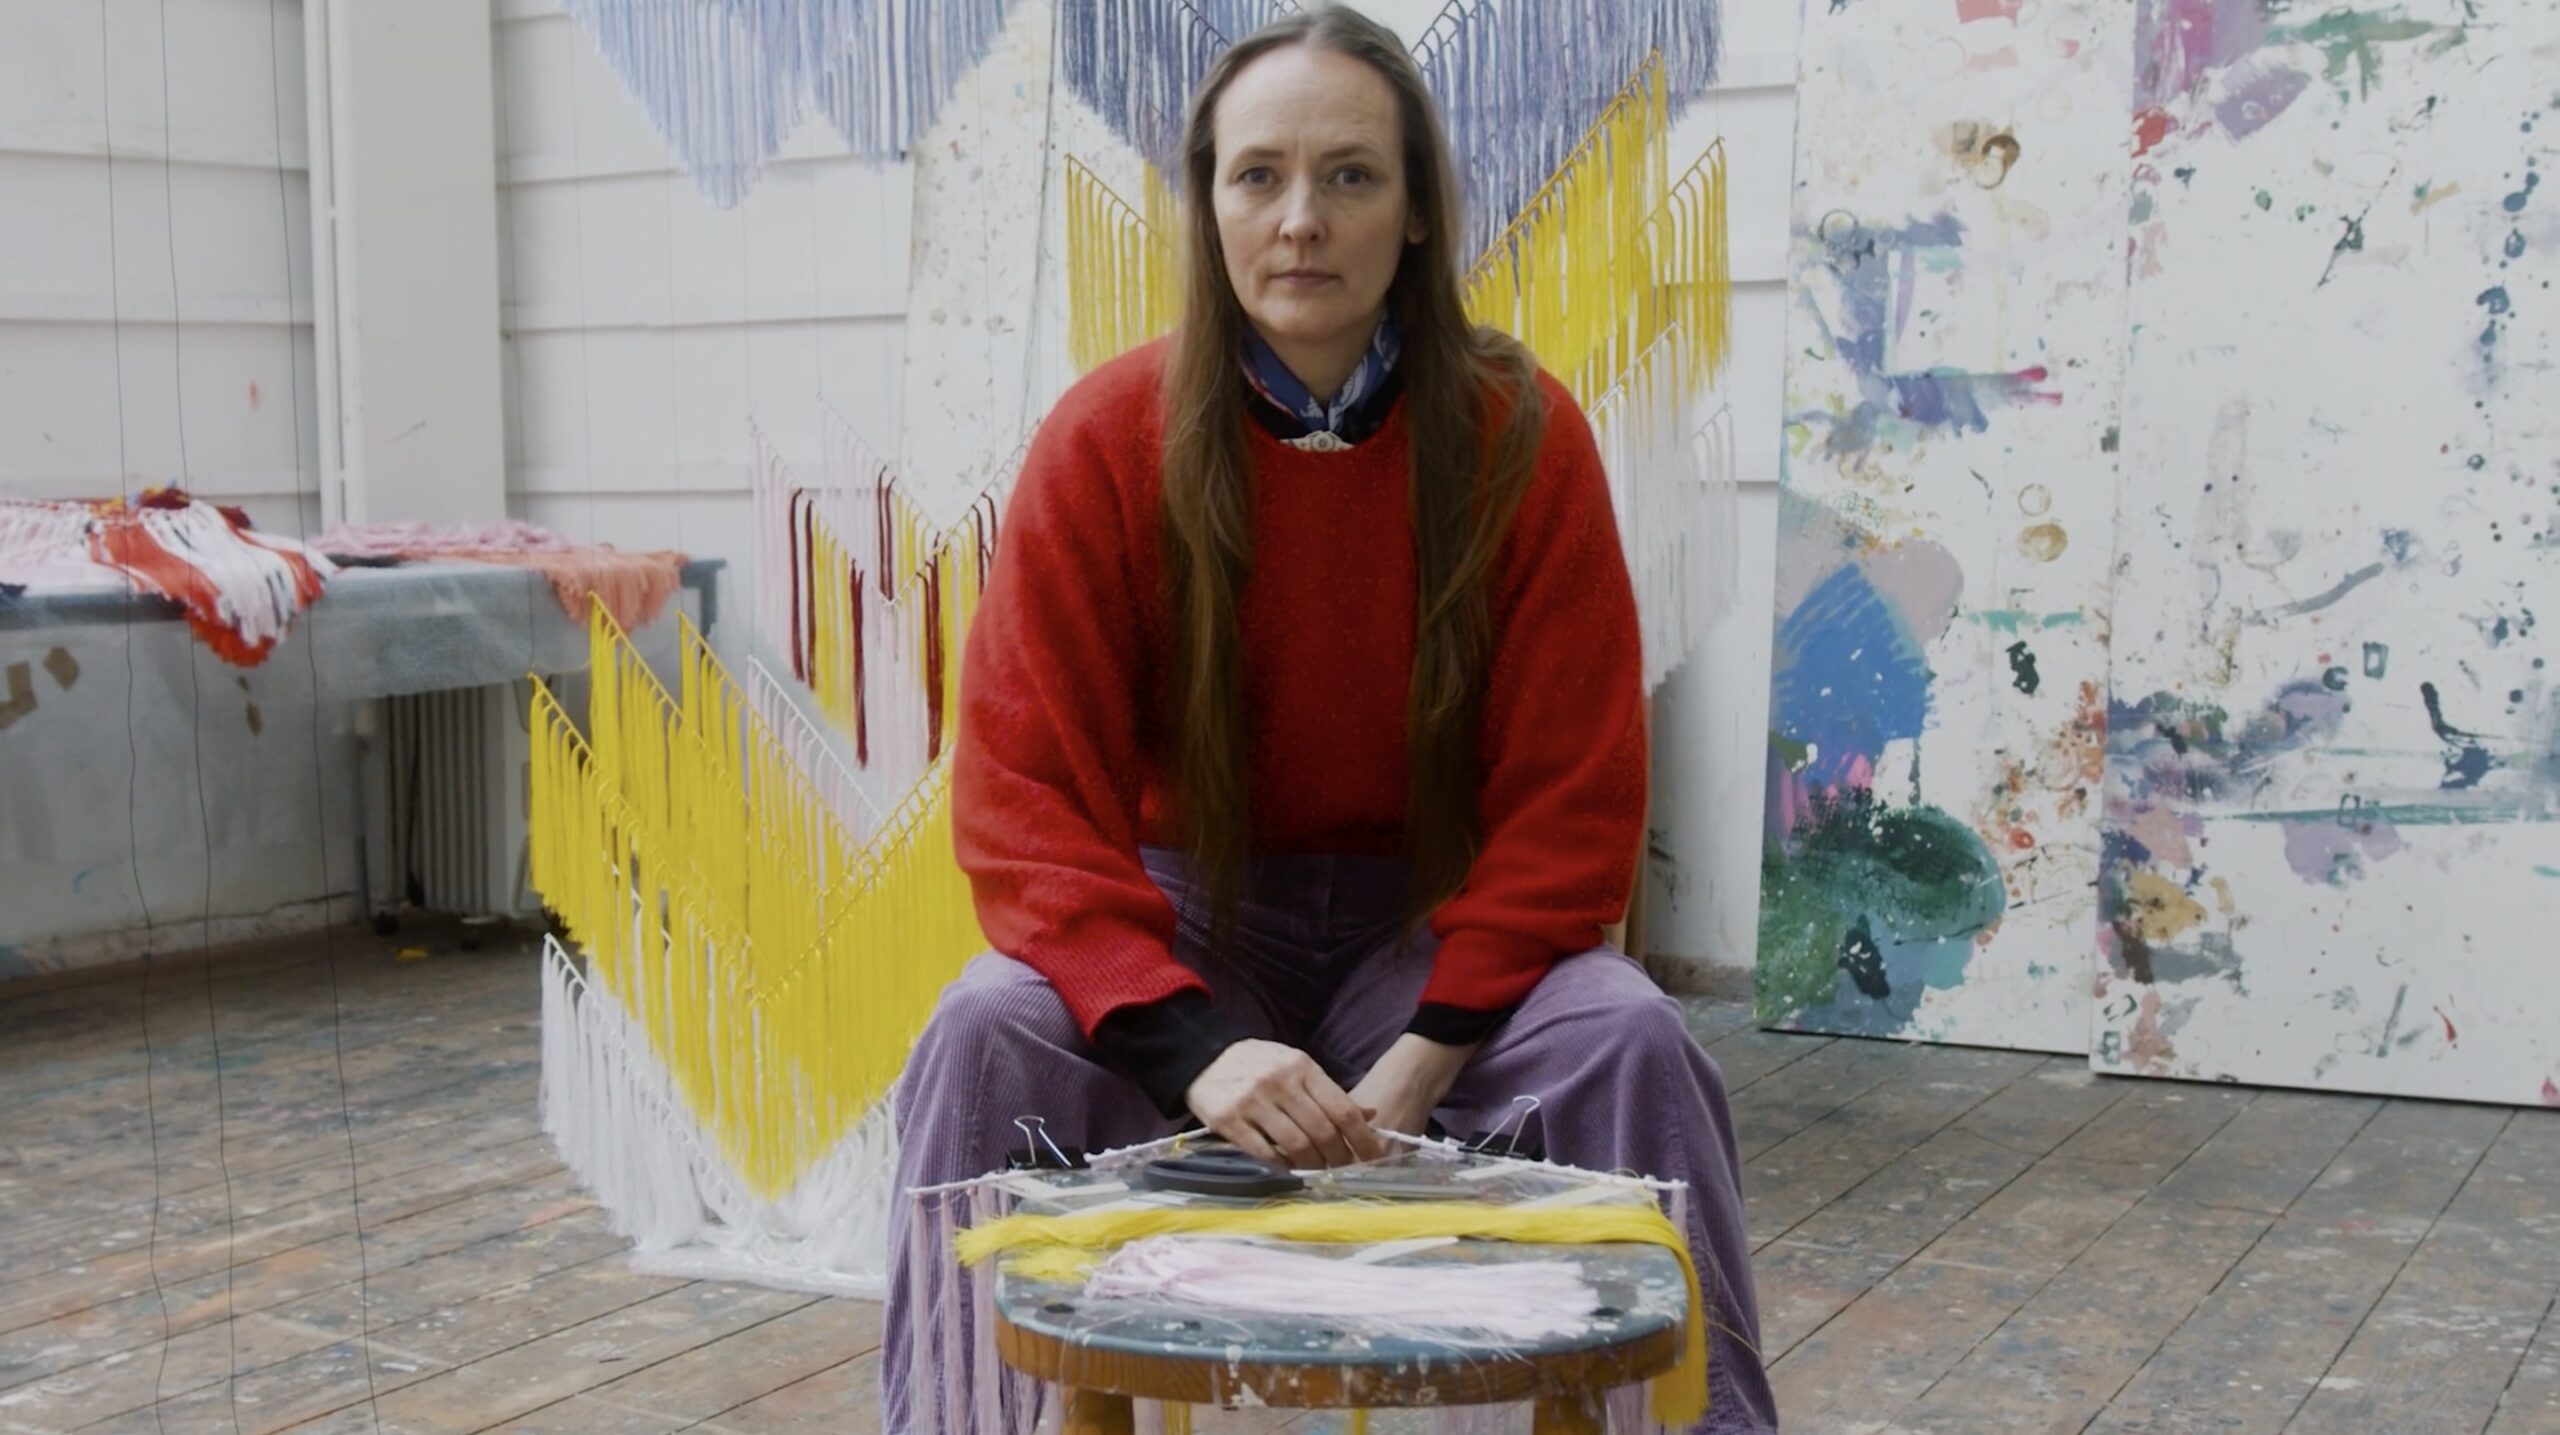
[1159,6,1548,928]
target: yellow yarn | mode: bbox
[1459,57,1732,408]
[955,1201,1709,1427]
[529,604,987,1197]
[1064,156,1182,371]
[1056,57,1732,402]
[1644,138,1733,388]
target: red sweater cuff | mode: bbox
[1016,924,1209,1040]
[1419,927,1562,1015]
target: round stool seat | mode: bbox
[993,1233,1687,1432]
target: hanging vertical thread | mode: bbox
[1412,0,1721,259]
[1056,0,1288,172]
[557,0,1030,207]
[1642,138,1733,388]
[531,607,988,1196]
[1461,55,1673,409]
[1064,157,1183,371]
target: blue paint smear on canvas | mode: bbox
[1770,563,1933,786]
[1760,553,2006,1033]
[1792,214,2058,460]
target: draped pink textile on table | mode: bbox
[2,491,336,667]
[316,520,688,632]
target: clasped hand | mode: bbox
[1182,1034,1472,1170]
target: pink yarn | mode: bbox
[1083,1237,1598,1343]
[313,519,687,630]
[314,518,581,558]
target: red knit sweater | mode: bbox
[953,339,1646,1044]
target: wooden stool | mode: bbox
[993,1238,1687,1433]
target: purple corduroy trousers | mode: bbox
[884,850,1779,1432]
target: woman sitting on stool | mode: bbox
[887,7,1775,1430]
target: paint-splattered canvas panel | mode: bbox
[1761,0,2129,1050]
[2097,0,2559,1103]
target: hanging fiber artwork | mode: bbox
[748,653,887,846]
[536,398,1017,1294]
[1411,0,1722,261]
[747,408,1006,782]
[528,602,985,1293]
[903,1134,1716,1433]
[1056,0,1299,177]
[535,0,1740,1321]
[554,0,1031,206]
[0,490,334,667]
[1062,156,1182,375]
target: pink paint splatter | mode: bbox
[247,381,262,410]
[2009,366,2065,406]
[1966,46,2020,72]
[2126,990,2177,1075]
[2544,1077,2560,1108]
[2434,1006,2457,1046]
[2056,37,2082,57]
[1956,0,2020,22]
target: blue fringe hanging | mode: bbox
[1056,0,1297,174]
[1413,0,1723,261]
[555,0,1027,208]
[555,0,1721,246]
[1050,0,1721,260]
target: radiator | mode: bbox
[362,680,538,919]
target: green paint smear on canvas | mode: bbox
[2230,802,2535,827]
[2270,11,2453,101]
[1967,609,2087,635]
[2538,866,2560,879]
[1758,792,2007,1025]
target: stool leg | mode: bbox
[1060,1388,1135,1435]
[1532,1393,1605,1435]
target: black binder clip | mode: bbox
[1461,1094,1545,1162]
[1005,1115,1089,1171]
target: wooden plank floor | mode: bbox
[3,926,2554,1434]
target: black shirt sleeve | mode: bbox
[1403,1000,1517,1047]
[1090,988,1246,1118]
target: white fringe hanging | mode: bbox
[539,935,903,1298]
[1587,323,1742,693]
[750,403,1022,791]
[748,653,888,844]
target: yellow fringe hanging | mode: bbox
[1053,57,1732,408]
[956,1201,1710,1429]
[546,460,1008,1193]
[1640,138,1732,387]
[1051,54,1731,409]
[530,603,989,1197]
[1064,156,1183,372]
[1461,55,1671,408]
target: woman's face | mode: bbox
[1209,45,1425,384]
